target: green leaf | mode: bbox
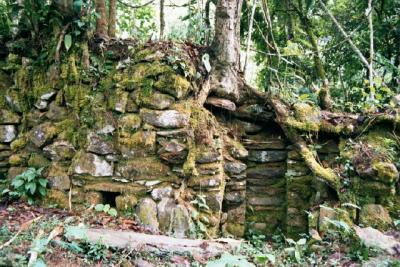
[255,253,275,264]
[294,249,301,263]
[38,178,48,187]
[65,226,88,240]
[38,187,46,196]
[64,34,72,51]
[12,178,24,188]
[297,238,307,246]
[2,188,10,195]
[94,204,104,212]
[73,0,83,12]
[107,208,117,217]
[26,182,37,195]
[206,253,254,267]
[32,258,47,267]
[286,238,296,245]
[30,183,37,194]
[103,204,110,213]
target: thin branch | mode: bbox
[117,0,155,9]
[368,0,375,99]
[261,0,281,64]
[243,0,258,74]
[160,0,165,40]
[318,0,370,69]
[0,216,43,250]
[55,23,71,63]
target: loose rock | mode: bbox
[71,152,113,177]
[141,109,189,129]
[0,125,17,143]
[136,198,159,231]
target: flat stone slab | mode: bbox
[205,97,236,111]
[248,150,287,163]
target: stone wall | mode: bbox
[1,43,399,239]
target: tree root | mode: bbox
[0,216,43,250]
[55,23,71,64]
[243,83,341,193]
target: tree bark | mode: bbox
[95,0,108,39]
[243,0,257,75]
[160,0,165,40]
[108,0,117,38]
[209,0,244,101]
[298,8,333,110]
[284,0,294,40]
[319,0,370,70]
[205,0,216,45]
[368,0,374,99]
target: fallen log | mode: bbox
[66,227,242,258]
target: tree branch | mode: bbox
[117,0,155,9]
[318,0,370,69]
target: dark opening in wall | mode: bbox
[100,191,120,207]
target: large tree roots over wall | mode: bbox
[0,40,399,239]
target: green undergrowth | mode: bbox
[1,209,399,267]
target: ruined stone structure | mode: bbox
[0,43,398,239]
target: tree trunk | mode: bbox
[284,0,294,40]
[95,0,108,39]
[160,0,165,40]
[108,0,117,38]
[204,0,215,45]
[368,0,374,100]
[209,0,244,101]
[300,15,333,110]
[243,0,257,75]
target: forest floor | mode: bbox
[1,201,400,266]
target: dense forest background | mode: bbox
[0,0,399,112]
[1,0,400,266]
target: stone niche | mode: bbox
[1,44,399,239]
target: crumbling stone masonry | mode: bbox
[1,43,399,239]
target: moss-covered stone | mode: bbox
[43,140,76,161]
[154,74,191,99]
[28,153,50,168]
[9,152,29,166]
[70,151,113,177]
[318,205,353,233]
[63,85,91,111]
[224,136,248,160]
[117,62,172,91]
[140,109,190,129]
[118,114,141,134]
[29,122,59,148]
[355,178,396,196]
[372,161,399,184]
[118,130,156,157]
[72,189,103,205]
[359,204,392,231]
[116,157,177,182]
[136,198,159,230]
[115,194,138,211]
[134,91,175,110]
[0,109,21,124]
[10,135,27,151]
[46,163,70,190]
[82,181,146,195]
[108,88,129,113]
[43,189,69,209]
